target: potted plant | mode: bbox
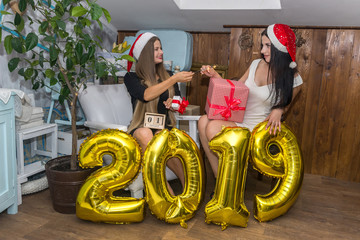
[0,0,133,213]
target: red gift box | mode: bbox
[171,96,189,114]
[205,78,249,122]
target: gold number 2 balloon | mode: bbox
[143,128,205,228]
[205,127,251,230]
[250,121,304,222]
[76,129,145,224]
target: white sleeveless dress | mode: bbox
[235,59,303,131]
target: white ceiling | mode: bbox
[97,0,360,32]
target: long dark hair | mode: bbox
[261,29,297,109]
[127,37,176,133]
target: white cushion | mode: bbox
[79,84,133,126]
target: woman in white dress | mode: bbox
[198,23,303,178]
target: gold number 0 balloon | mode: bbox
[250,121,304,222]
[76,129,145,224]
[205,127,251,230]
[143,128,205,228]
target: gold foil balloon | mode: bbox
[250,121,304,222]
[143,128,205,228]
[76,129,145,224]
[205,127,251,230]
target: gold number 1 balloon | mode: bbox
[76,129,145,224]
[143,128,205,228]
[205,127,251,230]
[250,121,304,222]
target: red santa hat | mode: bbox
[127,32,157,72]
[267,24,297,69]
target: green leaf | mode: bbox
[50,77,58,86]
[25,33,38,51]
[95,62,107,77]
[39,51,44,68]
[45,69,55,78]
[43,35,55,43]
[19,0,27,12]
[120,54,135,62]
[3,0,11,4]
[49,45,58,62]
[25,68,34,79]
[8,58,20,72]
[96,19,103,30]
[58,30,69,39]
[83,18,91,27]
[75,42,83,61]
[83,34,91,48]
[74,25,82,35]
[16,16,25,32]
[58,72,65,83]
[0,28,2,44]
[71,6,87,17]
[56,20,66,30]
[88,45,95,59]
[31,60,39,67]
[61,86,70,99]
[90,3,102,20]
[58,94,65,104]
[11,37,23,53]
[55,4,65,17]
[62,0,72,9]
[47,0,52,8]
[33,69,38,80]
[39,21,48,35]
[14,13,22,26]
[49,20,57,30]
[18,68,25,77]
[80,53,88,65]
[0,11,12,15]
[33,81,40,90]
[102,8,111,23]
[66,57,73,70]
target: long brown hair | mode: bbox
[127,37,176,133]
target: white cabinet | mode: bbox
[0,93,18,214]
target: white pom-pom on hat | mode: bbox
[289,61,297,69]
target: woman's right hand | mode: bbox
[200,65,221,78]
[172,71,194,83]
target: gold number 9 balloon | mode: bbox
[143,128,205,228]
[76,129,145,224]
[205,127,251,230]
[250,121,304,222]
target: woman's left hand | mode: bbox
[163,98,174,110]
[265,108,284,135]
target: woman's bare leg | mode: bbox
[166,158,185,187]
[198,115,237,177]
[134,127,177,195]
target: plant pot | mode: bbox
[45,156,99,214]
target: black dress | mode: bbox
[124,72,181,134]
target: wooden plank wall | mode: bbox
[118,28,360,182]
[188,32,230,112]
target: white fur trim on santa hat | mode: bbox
[267,24,288,53]
[133,32,157,59]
